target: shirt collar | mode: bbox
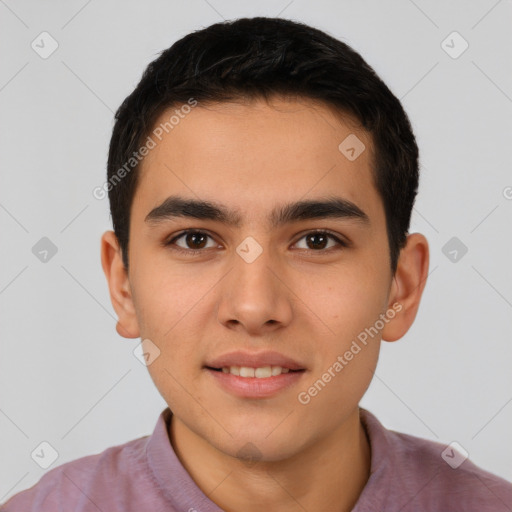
[145,407,224,511]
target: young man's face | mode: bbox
[104,97,419,461]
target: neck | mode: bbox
[169,408,371,512]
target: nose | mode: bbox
[216,242,293,336]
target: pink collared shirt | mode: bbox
[1,408,511,511]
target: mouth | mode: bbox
[203,350,307,398]
[206,365,305,378]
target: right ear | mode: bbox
[381,233,429,342]
[100,231,140,339]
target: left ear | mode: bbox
[381,233,429,342]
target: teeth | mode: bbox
[255,366,271,378]
[220,366,291,378]
[272,366,284,376]
[240,367,255,377]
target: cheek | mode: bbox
[129,269,206,411]
[297,278,384,417]
[307,262,389,341]
[131,258,207,337]
[298,260,388,398]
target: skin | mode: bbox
[101,96,429,512]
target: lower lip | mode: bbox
[205,368,305,399]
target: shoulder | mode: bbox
[359,409,512,511]
[393,429,511,498]
[0,435,150,512]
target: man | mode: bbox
[2,16,511,512]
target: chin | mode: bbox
[220,433,303,464]
[216,415,308,459]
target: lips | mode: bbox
[204,350,306,372]
[204,350,306,398]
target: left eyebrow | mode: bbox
[144,195,370,229]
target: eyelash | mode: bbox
[164,229,348,256]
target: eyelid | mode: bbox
[164,228,349,254]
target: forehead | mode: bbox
[133,96,382,226]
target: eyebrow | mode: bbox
[144,195,370,228]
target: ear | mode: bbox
[100,231,140,339]
[381,233,429,342]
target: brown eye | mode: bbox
[294,231,346,252]
[306,232,329,250]
[166,230,217,252]
[183,232,209,249]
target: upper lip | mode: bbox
[205,350,305,371]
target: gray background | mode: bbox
[1,0,511,502]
